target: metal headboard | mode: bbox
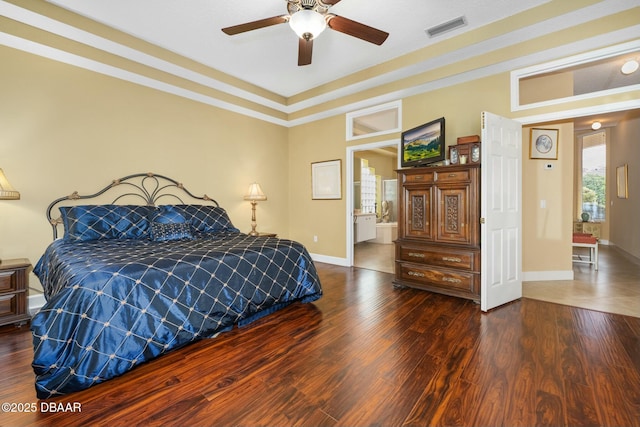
[46,172,219,239]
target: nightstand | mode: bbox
[257,232,277,238]
[0,258,31,327]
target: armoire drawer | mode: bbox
[403,171,435,184]
[397,262,478,293]
[398,245,479,271]
[435,169,470,183]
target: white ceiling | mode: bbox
[47,0,552,97]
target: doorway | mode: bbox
[346,140,400,273]
[520,107,640,314]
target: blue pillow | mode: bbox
[165,205,239,233]
[149,205,194,241]
[60,205,153,242]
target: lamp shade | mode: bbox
[0,168,20,200]
[289,9,327,40]
[244,183,267,201]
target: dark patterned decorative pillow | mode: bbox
[167,205,239,233]
[149,222,193,242]
[149,205,194,241]
[60,205,153,242]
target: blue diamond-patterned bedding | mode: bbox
[31,229,322,399]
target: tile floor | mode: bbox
[354,242,640,318]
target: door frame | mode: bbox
[346,139,401,267]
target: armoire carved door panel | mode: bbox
[403,188,433,240]
[436,186,470,244]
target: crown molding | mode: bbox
[1,0,638,127]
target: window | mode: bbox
[511,40,640,111]
[580,132,606,222]
[346,101,402,141]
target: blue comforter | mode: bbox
[31,231,322,399]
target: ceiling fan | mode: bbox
[221,0,389,66]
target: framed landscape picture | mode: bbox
[617,164,628,199]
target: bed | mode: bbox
[30,173,322,399]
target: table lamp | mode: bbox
[0,168,20,263]
[244,182,266,236]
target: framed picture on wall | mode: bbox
[311,159,342,200]
[617,164,628,199]
[530,128,559,159]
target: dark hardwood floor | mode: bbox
[1,263,639,427]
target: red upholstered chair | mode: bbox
[572,232,598,270]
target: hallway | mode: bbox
[354,242,640,317]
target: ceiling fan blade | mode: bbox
[327,15,389,45]
[222,15,288,35]
[298,38,313,66]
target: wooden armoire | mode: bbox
[393,163,481,302]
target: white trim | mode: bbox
[2,0,639,127]
[0,32,290,127]
[346,139,401,268]
[28,293,47,316]
[523,270,575,282]
[511,39,640,112]
[0,0,287,113]
[514,99,640,125]
[309,253,349,267]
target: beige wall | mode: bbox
[2,2,639,295]
[609,116,640,258]
[288,73,512,258]
[522,123,575,272]
[0,46,290,292]
[288,115,346,257]
[288,72,590,276]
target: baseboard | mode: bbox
[309,253,349,267]
[523,270,574,282]
[609,244,640,265]
[28,293,46,316]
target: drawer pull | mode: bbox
[442,256,462,263]
[408,252,425,258]
[443,277,462,284]
[408,271,425,278]
[414,175,424,180]
[448,174,457,177]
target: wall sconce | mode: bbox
[0,169,20,200]
[244,182,267,236]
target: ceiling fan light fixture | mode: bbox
[289,9,326,40]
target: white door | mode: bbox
[480,112,522,311]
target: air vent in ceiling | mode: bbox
[425,16,467,38]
